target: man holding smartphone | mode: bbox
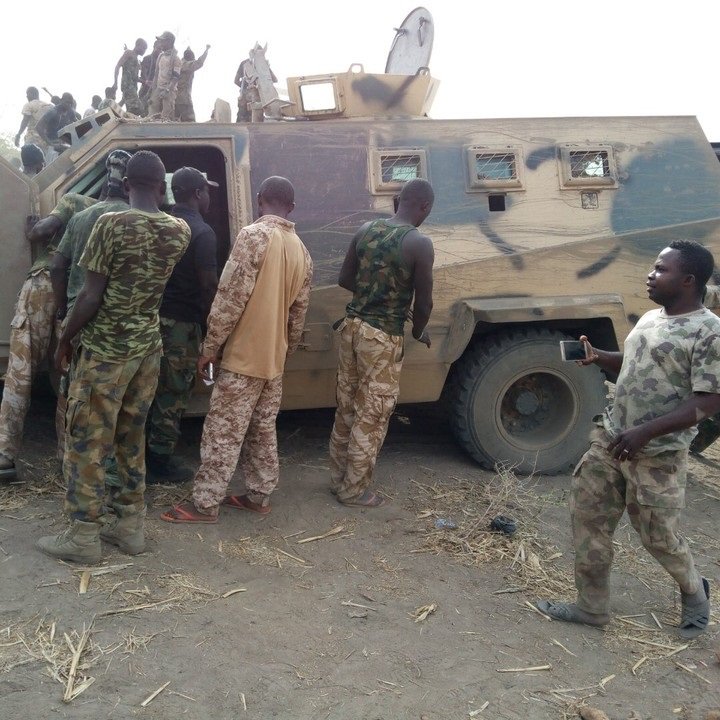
[537,240,720,639]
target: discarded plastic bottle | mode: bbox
[434,518,458,530]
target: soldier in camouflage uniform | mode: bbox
[0,192,96,479]
[50,150,131,470]
[161,176,312,524]
[147,32,182,120]
[146,167,218,482]
[537,240,719,639]
[37,151,190,563]
[329,179,435,507]
[112,39,148,116]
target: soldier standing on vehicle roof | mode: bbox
[145,167,218,483]
[139,39,162,116]
[0,192,97,481]
[112,38,148,116]
[50,151,132,464]
[14,87,51,150]
[147,31,182,120]
[175,45,210,122]
[160,176,312,524]
[329,179,435,508]
[37,151,190,563]
[537,240,719,639]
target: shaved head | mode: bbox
[398,178,434,208]
[258,176,295,208]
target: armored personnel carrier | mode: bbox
[3,8,720,473]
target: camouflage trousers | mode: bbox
[571,427,700,615]
[0,271,56,461]
[175,101,195,122]
[64,348,160,523]
[192,369,283,514]
[148,87,177,119]
[146,318,201,457]
[329,317,403,501]
[122,88,144,116]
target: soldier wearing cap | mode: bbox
[145,167,219,481]
[148,32,182,120]
[37,151,191,563]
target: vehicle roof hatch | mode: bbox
[385,7,434,75]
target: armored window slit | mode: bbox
[465,147,524,191]
[559,145,618,189]
[370,148,428,193]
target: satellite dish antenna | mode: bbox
[385,7,434,75]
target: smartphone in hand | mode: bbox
[559,340,590,362]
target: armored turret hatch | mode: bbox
[285,7,439,120]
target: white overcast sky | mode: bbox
[3,1,720,140]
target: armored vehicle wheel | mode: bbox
[447,328,607,475]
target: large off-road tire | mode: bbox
[447,328,607,475]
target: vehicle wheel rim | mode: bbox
[491,369,580,451]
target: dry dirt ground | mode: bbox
[1,394,720,720]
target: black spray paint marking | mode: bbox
[576,245,622,279]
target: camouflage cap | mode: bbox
[105,149,132,193]
[156,31,175,43]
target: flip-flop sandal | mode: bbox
[160,503,218,524]
[679,577,710,639]
[337,490,386,508]
[222,494,271,515]
[536,600,609,626]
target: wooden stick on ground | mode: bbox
[63,622,94,703]
[297,526,345,544]
[140,681,171,707]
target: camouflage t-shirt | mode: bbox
[345,220,416,336]
[603,307,720,455]
[78,210,191,361]
[56,199,129,311]
[29,193,97,278]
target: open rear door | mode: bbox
[0,157,38,374]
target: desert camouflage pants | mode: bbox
[329,317,403,501]
[148,88,177,119]
[0,272,55,461]
[192,369,283,514]
[571,427,700,615]
[146,318,201,457]
[64,348,160,522]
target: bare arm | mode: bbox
[113,50,130,87]
[28,215,61,243]
[406,231,434,346]
[337,222,371,292]
[49,253,70,320]
[15,114,30,146]
[54,271,108,370]
[234,64,244,87]
[195,45,210,69]
[198,268,218,323]
[609,392,720,460]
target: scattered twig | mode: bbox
[297,526,346,544]
[140,681,171,707]
[497,664,551,673]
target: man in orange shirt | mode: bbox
[161,176,312,523]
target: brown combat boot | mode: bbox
[36,520,102,564]
[100,506,146,555]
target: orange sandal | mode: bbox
[160,502,218,524]
[222,494,271,515]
